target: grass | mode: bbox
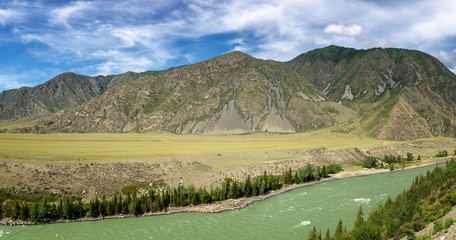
[0,131,389,161]
[0,129,454,170]
[0,118,40,130]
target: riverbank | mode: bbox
[1,157,452,226]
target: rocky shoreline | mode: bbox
[1,158,450,227]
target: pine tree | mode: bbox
[38,198,49,222]
[62,197,74,219]
[354,206,365,229]
[406,152,414,161]
[244,175,252,197]
[12,201,20,220]
[334,219,344,238]
[287,167,293,184]
[30,203,39,222]
[321,165,328,178]
[99,195,107,217]
[75,197,84,218]
[315,166,321,181]
[324,228,331,240]
[308,226,318,240]
[116,194,123,214]
[57,198,63,218]
[148,190,155,210]
[293,171,300,184]
[252,178,259,196]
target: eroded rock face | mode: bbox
[38,51,356,134]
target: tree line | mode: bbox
[363,152,421,169]
[0,163,342,223]
[309,157,456,240]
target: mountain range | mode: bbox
[1,45,455,140]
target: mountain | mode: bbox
[37,51,356,134]
[0,71,162,120]
[288,46,456,140]
[3,46,456,140]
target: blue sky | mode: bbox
[1,0,456,92]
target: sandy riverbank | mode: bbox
[1,157,452,226]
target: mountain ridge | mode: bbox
[2,46,456,140]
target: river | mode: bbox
[0,164,438,239]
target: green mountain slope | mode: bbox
[288,46,456,139]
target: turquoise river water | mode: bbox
[0,164,439,239]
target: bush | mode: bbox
[442,205,452,216]
[444,218,455,229]
[121,185,139,195]
[363,156,378,169]
[433,220,444,234]
[326,164,343,174]
[436,150,449,157]
[407,153,414,161]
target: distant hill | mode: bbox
[2,46,456,140]
[0,71,161,120]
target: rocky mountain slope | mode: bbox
[41,51,355,134]
[0,71,160,120]
[2,46,456,140]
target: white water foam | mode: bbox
[300,221,311,226]
[354,198,371,204]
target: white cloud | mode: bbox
[49,1,94,27]
[0,8,22,26]
[435,49,456,73]
[2,0,456,80]
[324,24,363,37]
[0,75,25,90]
[89,50,159,75]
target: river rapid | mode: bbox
[0,164,438,239]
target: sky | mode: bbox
[1,0,456,92]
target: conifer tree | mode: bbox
[324,228,331,240]
[321,165,328,178]
[30,203,39,222]
[62,197,74,219]
[75,197,84,218]
[38,198,49,222]
[354,206,365,229]
[12,201,20,220]
[308,226,318,240]
[252,178,259,196]
[293,171,300,184]
[19,203,29,221]
[244,175,252,197]
[334,219,344,238]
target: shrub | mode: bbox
[363,156,378,168]
[121,185,139,195]
[326,164,343,174]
